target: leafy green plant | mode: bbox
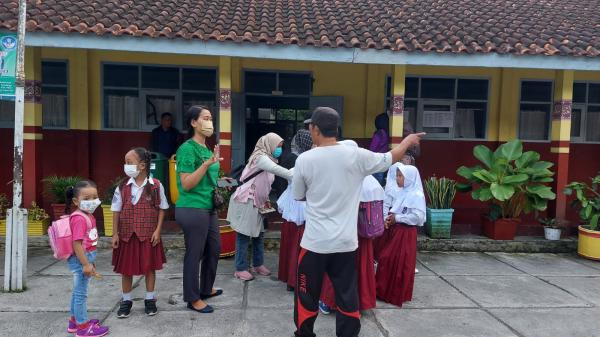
[43,176,83,204]
[216,169,234,213]
[456,139,556,220]
[538,217,567,230]
[564,174,600,231]
[424,177,457,209]
[102,178,124,205]
[28,202,49,222]
[0,193,9,219]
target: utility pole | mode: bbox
[4,0,29,292]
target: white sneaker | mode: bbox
[415,268,419,274]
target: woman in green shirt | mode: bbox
[175,105,222,314]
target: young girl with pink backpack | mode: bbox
[48,180,109,337]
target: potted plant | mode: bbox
[564,174,600,260]
[27,201,50,236]
[538,217,565,241]
[424,176,457,239]
[101,178,122,237]
[43,175,82,220]
[217,168,236,258]
[0,193,9,236]
[456,139,556,240]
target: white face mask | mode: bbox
[79,198,101,214]
[124,164,140,178]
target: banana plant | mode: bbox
[456,139,556,220]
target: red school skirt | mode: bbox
[320,237,377,311]
[287,224,305,289]
[375,224,417,307]
[278,221,294,283]
[112,233,167,276]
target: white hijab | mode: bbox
[388,164,426,215]
[338,140,385,202]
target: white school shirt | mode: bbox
[111,177,170,212]
[292,144,392,254]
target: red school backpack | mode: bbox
[357,200,385,239]
[48,210,92,260]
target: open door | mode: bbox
[231,93,246,170]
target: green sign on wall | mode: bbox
[0,32,17,99]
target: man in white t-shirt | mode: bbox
[292,107,424,337]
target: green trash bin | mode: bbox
[150,152,168,184]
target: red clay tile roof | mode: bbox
[1,0,599,57]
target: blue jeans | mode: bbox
[67,250,97,324]
[235,232,264,271]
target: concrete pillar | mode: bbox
[23,47,42,207]
[389,64,406,148]
[550,70,574,220]
[218,56,232,172]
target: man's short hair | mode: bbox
[161,112,172,119]
[311,107,339,138]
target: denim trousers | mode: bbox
[67,250,97,325]
[235,232,265,271]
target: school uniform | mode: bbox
[375,164,425,307]
[111,177,169,276]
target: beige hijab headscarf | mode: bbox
[247,132,283,165]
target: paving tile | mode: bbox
[444,275,589,308]
[541,276,600,306]
[489,253,600,276]
[490,308,600,337]
[0,312,74,337]
[419,252,523,276]
[374,308,518,337]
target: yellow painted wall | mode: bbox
[37,47,600,141]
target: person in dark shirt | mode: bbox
[151,113,181,158]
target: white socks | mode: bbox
[122,291,155,300]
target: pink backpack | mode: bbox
[357,200,385,239]
[48,210,91,260]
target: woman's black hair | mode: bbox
[184,105,210,139]
[375,113,389,134]
[65,180,97,214]
[128,147,157,205]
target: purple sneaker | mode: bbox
[68,319,100,333]
[75,322,109,337]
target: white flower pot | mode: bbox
[544,227,562,241]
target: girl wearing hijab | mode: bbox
[277,131,313,291]
[318,140,383,314]
[369,113,390,185]
[228,133,293,281]
[375,164,425,307]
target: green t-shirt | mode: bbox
[175,139,220,209]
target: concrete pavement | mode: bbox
[1,248,600,337]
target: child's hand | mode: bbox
[111,234,119,249]
[385,214,395,229]
[151,229,161,247]
[82,263,95,277]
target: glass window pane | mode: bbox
[421,103,452,135]
[455,101,486,139]
[457,79,488,100]
[258,108,275,121]
[277,109,296,120]
[42,86,68,128]
[573,83,587,103]
[0,100,15,123]
[588,84,600,104]
[103,64,139,87]
[142,66,179,89]
[385,76,392,98]
[182,93,216,114]
[519,103,550,140]
[403,99,417,133]
[586,106,600,142]
[279,73,311,95]
[182,68,217,91]
[245,72,277,94]
[520,81,552,102]
[104,89,139,129]
[42,61,67,85]
[570,107,582,138]
[405,77,419,98]
[421,78,455,99]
